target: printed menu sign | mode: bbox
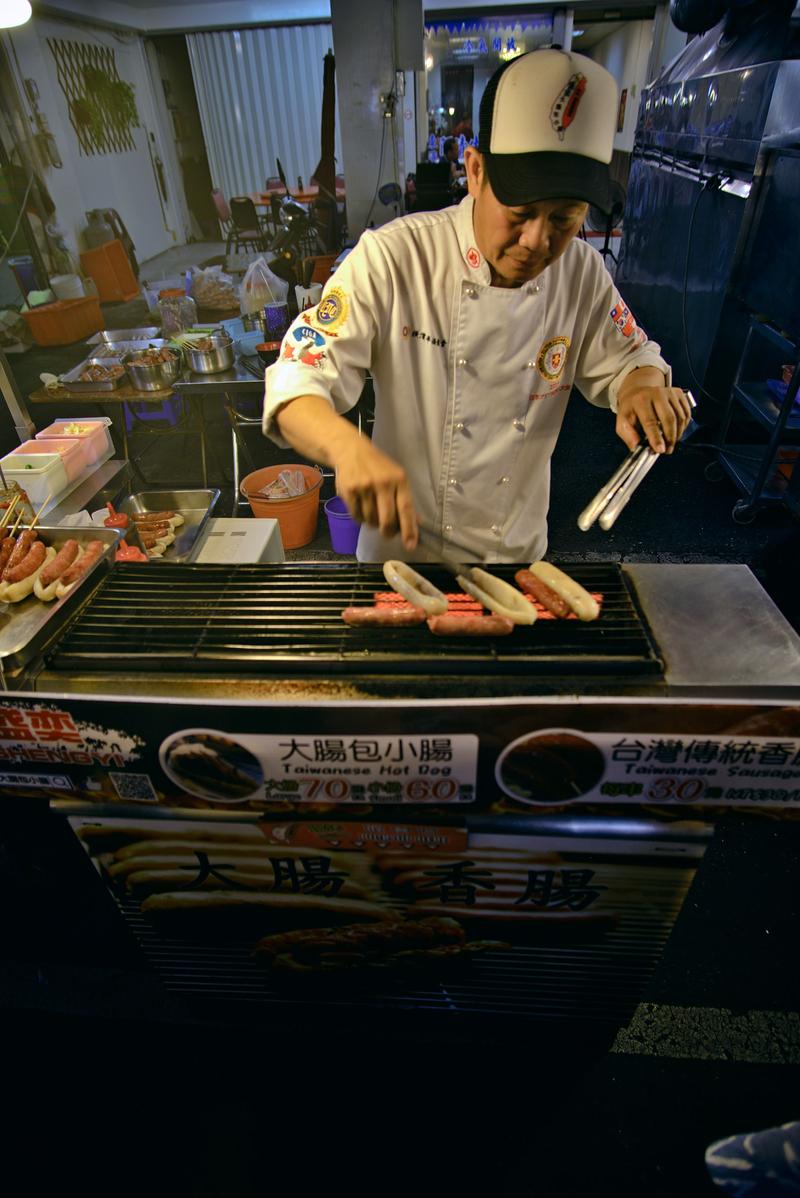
[0,694,798,815]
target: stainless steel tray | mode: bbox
[60,357,126,393]
[92,338,169,360]
[87,327,159,345]
[119,488,220,563]
[0,526,120,679]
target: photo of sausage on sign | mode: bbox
[495,729,606,806]
[159,729,265,804]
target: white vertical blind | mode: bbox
[186,23,342,200]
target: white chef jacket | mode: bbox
[263,195,670,563]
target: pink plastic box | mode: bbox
[12,438,88,482]
[35,417,114,466]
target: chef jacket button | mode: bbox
[526,360,536,369]
[491,524,502,535]
[448,477,458,487]
[444,524,453,533]
[457,357,468,367]
[500,475,510,485]
[533,284,541,294]
[513,418,525,431]
[464,285,477,298]
[455,420,468,432]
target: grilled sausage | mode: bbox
[34,539,81,601]
[54,539,105,598]
[1,529,37,580]
[0,536,15,576]
[514,568,572,618]
[527,561,600,621]
[1,545,55,603]
[426,613,514,636]
[342,604,427,626]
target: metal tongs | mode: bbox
[578,390,696,532]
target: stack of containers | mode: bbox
[0,418,115,509]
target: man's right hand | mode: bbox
[275,394,419,551]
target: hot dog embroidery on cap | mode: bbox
[536,335,570,381]
[550,73,587,140]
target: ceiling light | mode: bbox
[1,0,32,29]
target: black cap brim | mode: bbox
[484,150,612,213]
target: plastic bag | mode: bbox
[256,469,307,499]
[189,265,238,311]
[240,256,289,315]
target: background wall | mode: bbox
[589,20,654,153]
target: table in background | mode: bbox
[251,185,346,208]
[173,360,265,513]
[27,380,210,489]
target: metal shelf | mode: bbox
[732,381,800,436]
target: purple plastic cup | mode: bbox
[324,495,360,554]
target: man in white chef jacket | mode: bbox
[262,48,693,563]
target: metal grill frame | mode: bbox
[46,562,663,679]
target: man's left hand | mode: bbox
[616,371,693,454]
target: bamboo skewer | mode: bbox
[30,492,53,529]
[0,492,21,531]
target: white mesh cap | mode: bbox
[478,48,619,212]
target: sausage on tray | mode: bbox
[342,604,427,626]
[54,539,105,599]
[2,528,37,580]
[1,543,56,603]
[34,539,81,602]
[514,568,572,618]
[0,536,15,577]
[427,613,515,636]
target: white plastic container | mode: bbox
[0,450,68,506]
[11,438,88,483]
[35,417,114,465]
[50,274,85,300]
[141,276,185,316]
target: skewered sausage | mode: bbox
[427,613,514,636]
[342,605,427,626]
[34,539,80,601]
[2,528,37,580]
[514,568,572,618]
[1,545,55,603]
[0,536,15,576]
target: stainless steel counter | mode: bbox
[624,564,800,698]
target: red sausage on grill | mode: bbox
[427,614,515,636]
[514,568,572,618]
[3,540,46,584]
[342,605,427,626]
[37,539,80,587]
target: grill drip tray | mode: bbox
[45,562,663,678]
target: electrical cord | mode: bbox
[681,173,723,404]
[364,106,390,228]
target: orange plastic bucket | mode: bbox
[240,463,323,549]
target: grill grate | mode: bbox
[116,893,683,1024]
[46,562,662,677]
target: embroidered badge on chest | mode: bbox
[466,246,481,269]
[536,335,570,381]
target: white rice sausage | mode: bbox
[382,560,449,616]
[527,561,600,621]
[455,568,537,625]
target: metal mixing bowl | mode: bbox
[183,332,235,374]
[122,348,183,392]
